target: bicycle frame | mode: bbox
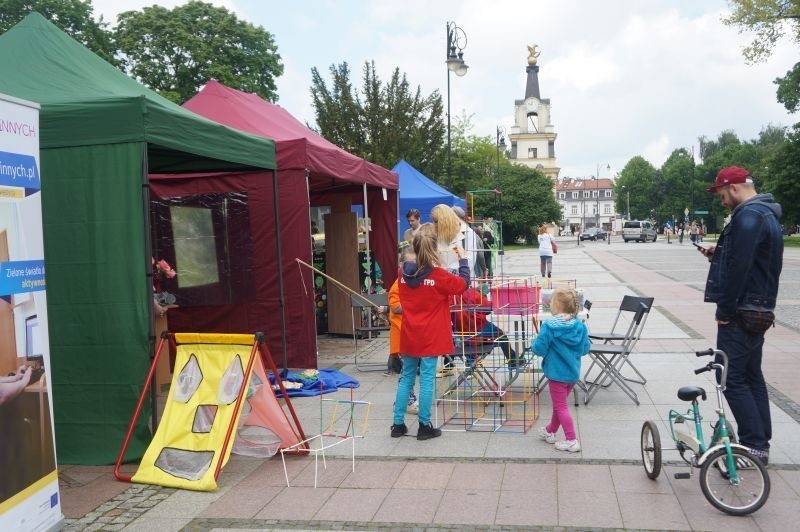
[666,351,741,480]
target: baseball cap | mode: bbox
[452,206,466,220]
[707,166,753,192]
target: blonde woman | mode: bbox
[430,204,463,272]
[537,225,554,278]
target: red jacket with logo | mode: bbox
[399,260,469,357]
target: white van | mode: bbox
[623,220,657,242]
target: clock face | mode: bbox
[525,98,538,111]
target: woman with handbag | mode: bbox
[537,225,555,279]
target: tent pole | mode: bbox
[362,183,370,254]
[272,169,288,372]
[141,146,158,432]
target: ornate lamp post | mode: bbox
[595,163,609,229]
[495,125,506,191]
[445,21,468,191]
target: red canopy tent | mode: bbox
[149,81,398,369]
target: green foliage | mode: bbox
[495,165,561,245]
[722,0,800,63]
[776,62,800,114]
[614,156,657,221]
[723,1,800,114]
[114,1,283,104]
[310,60,445,175]
[0,0,116,64]
[763,128,800,227]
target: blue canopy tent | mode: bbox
[393,159,465,225]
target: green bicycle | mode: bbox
[640,348,770,515]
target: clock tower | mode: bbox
[508,44,559,180]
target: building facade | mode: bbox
[507,45,559,181]
[557,177,618,235]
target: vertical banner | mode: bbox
[0,93,63,530]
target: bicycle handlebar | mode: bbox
[693,348,728,390]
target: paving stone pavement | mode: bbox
[58,239,800,531]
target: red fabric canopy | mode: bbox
[184,81,397,191]
[156,81,398,369]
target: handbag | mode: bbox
[551,239,558,254]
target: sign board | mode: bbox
[684,207,689,216]
[0,93,63,531]
[694,210,709,215]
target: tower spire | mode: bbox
[525,44,541,99]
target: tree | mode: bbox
[763,129,800,227]
[0,0,116,64]
[722,0,800,63]
[114,1,283,104]
[659,149,695,224]
[614,157,658,221]
[311,61,444,176]
[499,165,561,245]
[723,0,800,115]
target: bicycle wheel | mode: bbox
[640,420,661,479]
[699,447,770,515]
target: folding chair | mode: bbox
[350,293,390,371]
[583,301,649,405]
[585,295,654,386]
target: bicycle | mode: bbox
[640,348,770,516]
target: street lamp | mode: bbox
[445,21,468,191]
[495,125,507,191]
[595,163,609,229]
[621,185,630,221]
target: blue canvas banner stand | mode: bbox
[0,92,63,531]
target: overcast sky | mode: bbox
[92,0,796,179]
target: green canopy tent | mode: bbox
[0,13,277,464]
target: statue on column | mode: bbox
[527,44,541,65]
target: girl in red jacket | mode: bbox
[391,225,470,440]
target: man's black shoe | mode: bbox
[417,422,442,440]
[390,423,408,437]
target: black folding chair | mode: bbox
[585,296,654,387]
[350,293,390,372]
[583,301,649,405]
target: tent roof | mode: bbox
[393,159,462,201]
[183,81,396,189]
[0,13,275,173]
[393,159,465,222]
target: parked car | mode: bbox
[580,227,607,241]
[623,220,657,242]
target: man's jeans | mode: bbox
[716,321,771,452]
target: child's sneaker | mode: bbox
[538,426,556,444]
[555,439,581,452]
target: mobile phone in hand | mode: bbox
[692,241,704,249]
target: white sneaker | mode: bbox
[538,426,556,444]
[555,439,581,452]
[406,400,419,414]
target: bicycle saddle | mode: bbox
[677,386,706,402]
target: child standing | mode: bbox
[532,288,590,452]
[386,247,418,413]
[451,287,521,368]
[391,225,469,440]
